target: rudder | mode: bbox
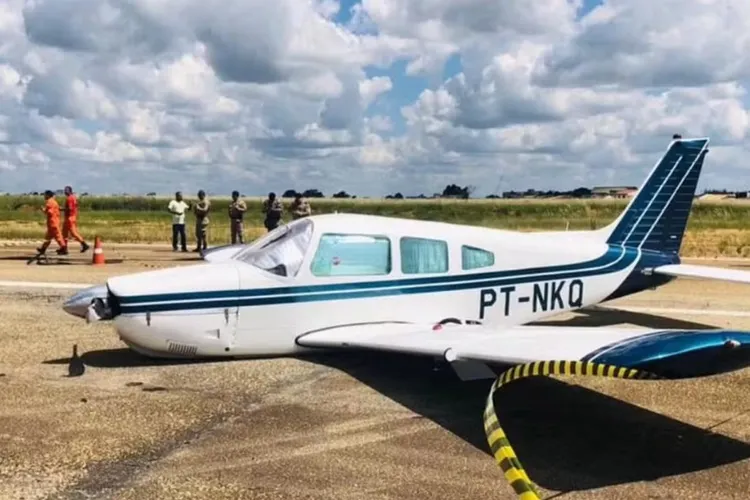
[604,137,709,255]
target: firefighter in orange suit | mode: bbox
[38,190,68,255]
[62,186,90,253]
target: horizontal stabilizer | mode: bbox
[296,322,750,379]
[651,264,750,285]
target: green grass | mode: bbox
[4,195,750,256]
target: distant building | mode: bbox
[591,186,638,199]
[698,193,732,201]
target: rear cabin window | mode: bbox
[461,245,495,270]
[310,234,391,277]
[400,237,449,274]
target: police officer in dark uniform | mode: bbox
[262,192,283,231]
[228,190,246,244]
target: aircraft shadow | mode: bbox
[42,306,748,494]
[0,255,125,265]
[305,351,750,493]
[43,348,231,368]
[531,307,717,330]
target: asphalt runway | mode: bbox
[1,244,749,499]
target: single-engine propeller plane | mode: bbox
[60,136,750,498]
[62,136,750,376]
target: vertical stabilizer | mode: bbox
[603,137,709,255]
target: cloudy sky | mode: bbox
[1,0,749,197]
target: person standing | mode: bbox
[193,190,210,253]
[62,185,90,253]
[228,190,247,244]
[37,190,68,255]
[262,192,283,232]
[290,192,311,220]
[168,191,190,252]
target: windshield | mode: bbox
[233,219,314,277]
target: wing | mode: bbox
[651,263,750,285]
[296,321,750,379]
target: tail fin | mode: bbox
[603,137,710,255]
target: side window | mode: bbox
[462,245,495,270]
[310,234,391,277]
[400,237,448,274]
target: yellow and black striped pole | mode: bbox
[483,360,661,499]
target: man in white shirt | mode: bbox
[168,191,190,252]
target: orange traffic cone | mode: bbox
[92,236,105,265]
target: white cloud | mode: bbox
[0,0,749,198]
[533,0,750,89]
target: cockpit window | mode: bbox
[461,245,495,270]
[311,234,391,277]
[233,219,314,277]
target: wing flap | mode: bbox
[296,322,750,378]
[652,263,750,285]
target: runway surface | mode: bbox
[1,244,749,499]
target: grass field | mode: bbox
[3,195,750,257]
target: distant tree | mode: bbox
[385,192,404,199]
[146,192,156,196]
[282,189,297,198]
[571,187,591,198]
[302,188,324,198]
[486,194,500,199]
[332,190,351,198]
[441,184,471,199]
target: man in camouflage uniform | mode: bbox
[262,192,283,231]
[193,189,210,253]
[228,190,247,244]
[290,192,311,220]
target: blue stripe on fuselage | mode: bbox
[118,245,641,314]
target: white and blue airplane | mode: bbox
[62,136,750,381]
[56,135,750,499]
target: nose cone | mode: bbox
[63,284,108,318]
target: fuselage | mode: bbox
[70,213,679,358]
